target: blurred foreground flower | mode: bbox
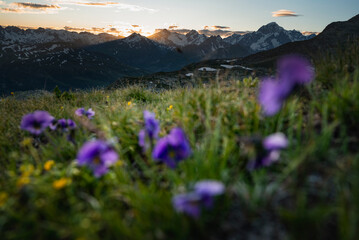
[247,132,288,170]
[44,160,55,171]
[259,55,314,116]
[50,119,76,132]
[21,111,54,135]
[53,178,71,190]
[0,192,8,207]
[75,108,95,119]
[139,111,160,151]
[152,128,191,168]
[77,140,118,177]
[173,180,225,218]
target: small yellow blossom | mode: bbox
[53,178,71,190]
[0,192,9,207]
[60,106,64,110]
[11,92,14,95]
[44,160,55,171]
[20,164,34,177]
[167,105,173,111]
[21,137,32,147]
[115,160,124,167]
[17,176,30,188]
[111,121,118,126]
[127,101,132,106]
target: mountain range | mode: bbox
[0,21,328,94]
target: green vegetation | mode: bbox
[0,45,359,240]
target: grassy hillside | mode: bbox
[0,43,358,240]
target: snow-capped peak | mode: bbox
[257,22,284,34]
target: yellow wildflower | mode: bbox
[44,160,55,171]
[21,137,32,147]
[0,192,9,207]
[167,105,173,111]
[53,178,71,190]
[60,106,64,110]
[20,164,34,177]
[115,160,124,167]
[127,101,132,106]
[11,92,14,95]
[17,176,30,188]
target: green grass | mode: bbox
[0,45,359,240]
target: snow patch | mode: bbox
[198,67,217,72]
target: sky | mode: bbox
[0,0,358,36]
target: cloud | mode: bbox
[0,1,61,14]
[302,31,318,36]
[14,2,60,9]
[212,25,230,30]
[272,9,300,17]
[168,25,178,29]
[75,2,118,6]
[116,3,157,13]
[132,25,140,28]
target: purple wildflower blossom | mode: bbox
[20,111,54,135]
[51,119,77,132]
[138,111,160,151]
[258,55,314,116]
[173,180,225,218]
[77,140,118,177]
[278,55,315,84]
[152,127,191,168]
[75,108,95,119]
[172,192,202,218]
[247,132,288,170]
[194,180,225,207]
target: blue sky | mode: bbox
[0,0,358,36]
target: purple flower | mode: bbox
[138,111,160,151]
[152,128,191,168]
[75,108,95,119]
[247,132,288,170]
[278,55,315,84]
[194,180,225,207]
[50,119,76,132]
[77,140,118,177]
[263,132,289,151]
[258,55,314,116]
[21,111,54,135]
[172,192,202,218]
[173,180,225,218]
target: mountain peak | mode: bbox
[258,22,284,34]
[186,30,199,36]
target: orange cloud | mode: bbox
[272,9,300,17]
[212,25,230,30]
[75,2,118,6]
[14,2,60,9]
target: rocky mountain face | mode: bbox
[224,22,315,52]
[240,14,359,67]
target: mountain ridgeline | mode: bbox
[0,22,317,94]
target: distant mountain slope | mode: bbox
[86,33,189,73]
[224,22,315,52]
[240,14,359,67]
[148,29,208,47]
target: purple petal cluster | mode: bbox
[138,111,160,151]
[152,128,192,168]
[21,111,54,135]
[247,132,288,170]
[259,55,314,116]
[172,180,225,218]
[75,108,95,119]
[77,140,118,177]
[50,119,76,132]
